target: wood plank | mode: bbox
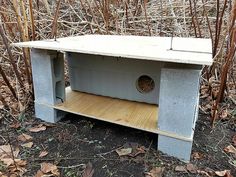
[12,35,212,65]
[53,87,158,133]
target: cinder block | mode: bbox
[158,67,201,137]
[158,135,193,162]
[31,49,55,104]
[35,102,65,123]
[31,49,65,105]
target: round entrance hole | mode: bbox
[136,75,155,93]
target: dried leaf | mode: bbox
[9,122,20,129]
[131,146,146,157]
[34,170,44,177]
[175,165,187,172]
[82,162,94,177]
[21,142,33,148]
[215,170,233,177]
[232,134,236,146]
[40,162,59,176]
[186,163,197,174]
[0,145,19,158]
[220,109,228,119]
[13,147,20,158]
[224,145,236,155]
[192,152,204,159]
[39,151,48,158]
[197,170,211,177]
[145,167,165,177]
[51,168,60,176]
[1,158,26,168]
[0,144,11,154]
[18,133,33,142]
[29,124,46,132]
[115,148,132,156]
[1,158,15,167]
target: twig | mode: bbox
[0,22,25,88]
[0,64,18,100]
[57,163,86,169]
[51,0,62,40]
[143,0,151,36]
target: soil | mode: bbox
[0,107,236,177]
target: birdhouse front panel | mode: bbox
[67,52,163,104]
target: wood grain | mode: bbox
[12,35,212,65]
[54,87,158,133]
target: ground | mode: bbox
[0,105,235,177]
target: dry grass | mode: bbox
[0,0,235,124]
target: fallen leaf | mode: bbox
[35,170,44,177]
[9,122,20,129]
[145,167,165,177]
[220,109,228,119]
[197,170,211,177]
[29,124,46,132]
[192,152,204,159]
[0,145,19,158]
[82,162,94,177]
[21,142,33,148]
[40,162,59,176]
[175,165,187,172]
[215,170,233,177]
[51,168,60,176]
[224,145,236,155]
[120,142,145,157]
[18,133,33,142]
[13,147,20,158]
[0,144,11,154]
[39,151,48,158]
[115,148,132,156]
[130,146,146,157]
[232,134,236,146]
[186,163,197,174]
[1,158,26,168]
[1,158,15,167]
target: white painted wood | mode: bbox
[12,35,212,65]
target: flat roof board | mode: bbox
[12,35,213,65]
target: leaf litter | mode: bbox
[29,124,47,132]
[17,133,33,142]
[35,162,60,177]
[0,144,27,176]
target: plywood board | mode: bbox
[12,35,212,65]
[54,87,158,133]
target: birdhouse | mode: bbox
[13,35,212,161]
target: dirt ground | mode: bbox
[0,106,236,177]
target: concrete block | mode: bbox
[35,102,65,123]
[158,135,193,162]
[157,66,201,161]
[31,49,65,105]
[158,67,201,137]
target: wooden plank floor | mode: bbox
[54,87,158,133]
